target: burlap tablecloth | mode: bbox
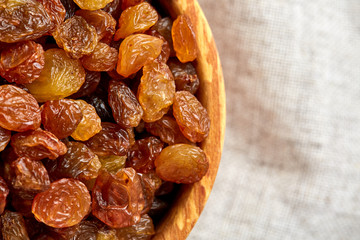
[188,0,360,239]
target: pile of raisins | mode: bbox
[0,0,210,238]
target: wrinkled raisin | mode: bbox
[86,95,113,122]
[114,2,158,40]
[146,29,171,63]
[47,142,101,182]
[0,0,52,43]
[75,9,116,43]
[92,168,145,228]
[0,41,45,84]
[121,0,144,10]
[138,173,162,214]
[26,49,86,102]
[172,15,198,63]
[127,137,163,173]
[1,211,30,240]
[74,0,114,10]
[71,100,102,141]
[11,129,67,161]
[108,80,143,128]
[81,43,118,72]
[144,115,190,145]
[41,99,83,139]
[155,144,209,184]
[168,58,200,94]
[32,178,91,228]
[152,17,175,56]
[173,91,210,142]
[85,122,130,156]
[102,0,122,21]
[36,0,66,32]
[138,60,175,122]
[60,0,78,19]
[116,34,163,77]
[0,85,41,132]
[53,16,98,59]
[98,155,126,173]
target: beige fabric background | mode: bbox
[188,0,360,239]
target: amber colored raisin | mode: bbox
[70,71,101,99]
[108,80,143,128]
[75,10,116,43]
[155,144,209,184]
[102,0,122,21]
[32,178,91,228]
[127,137,163,173]
[138,60,175,122]
[114,2,158,40]
[53,16,98,59]
[121,0,144,10]
[8,157,50,194]
[168,58,200,94]
[173,91,210,142]
[11,129,67,161]
[0,85,41,132]
[41,99,83,139]
[146,29,171,63]
[172,15,198,63]
[71,100,102,141]
[47,142,101,182]
[115,214,155,239]
[81,43,118,72]
[85,122,130,156]
[0,41,45,85]
[116,34,163,77]
[74,0,113,10]
[25,49,86,102]
[144,115,190,145]
[0,0,52,43]
[36,0,66,32]
[0,177,9,215]
[47,219,101,240]
[1,211,30,240]
[97,229,117,240]
[98,155,126,174]
[126,127,136,146]
[152,17,175,56]
[92,168,145,228]
[138,173,162,214]
[0,127,11,152]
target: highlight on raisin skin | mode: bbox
[115,214,155,239]
[114,2,158,40]
[11,129,67,161]
[108,80,143,128]
[1,211,30,240]
[155,144,209,184]
[0,85,41,132]
[168,58,200,94]
[53,16,98,59]
[41,99,83,139]
[173,91,210,142]
[0,127,11,152]
[32,178,91,228]
[0,177,9,215]
[80,42,118,72]
[172,14,198,63]
[36,0,66,32]
[0,41,45,85]
[25,48,86,102]
[92,168,145,228]
[116,34,163,78]
[0,0,52,43]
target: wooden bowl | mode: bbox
[153,0,226,239]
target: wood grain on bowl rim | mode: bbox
[153,0,226,239]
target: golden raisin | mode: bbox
[74,0,114,10]
[71,100,102,141]
[114,2,158,40]
[172,15,198,63]
[32,178,91,228]
[138,60,175,122]
[116,34,163,77]
[155,144,209,184]
[173,91,210,142]
[26,49,86,102]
